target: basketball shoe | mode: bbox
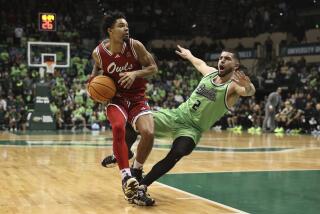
[101,150,134,168]
[122,176,139,200]
[132,185,155,206]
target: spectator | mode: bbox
[263,87,282,132]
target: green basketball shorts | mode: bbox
[153,108,201,144]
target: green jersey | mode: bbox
[177,71,232,132]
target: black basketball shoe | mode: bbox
[132,185,155,206]
[101,150,134,168]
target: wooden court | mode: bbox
[1,130,320,213]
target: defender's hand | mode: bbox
[175,45,192,59]
[232,69,251,88]
[119,72,137,89]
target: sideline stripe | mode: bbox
[166,169,320,174]
[0,140,296,153]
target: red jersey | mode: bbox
[95,38,147,100]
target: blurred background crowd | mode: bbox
[0,0,319,135]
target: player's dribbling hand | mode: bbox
[119,72,137,89]
[86,77,93,99]
[175,45,192,59]
[231,69,251,88]
[86,75,95,84]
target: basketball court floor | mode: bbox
[1,130,319,213]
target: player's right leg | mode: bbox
[101,123,137,167]
[106,105,138,200]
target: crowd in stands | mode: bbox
[1,38,320,135]
[0,0,320,135]
[1,0,317,44]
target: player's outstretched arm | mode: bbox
[232,70,256,97]
[175,45,215,76]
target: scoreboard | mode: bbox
[38,13,56,31]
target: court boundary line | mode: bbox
[0,144,295,153]
[154,181,248,214]
[1,140,319,154]
[0,143,309,154]
[165,169,320,174]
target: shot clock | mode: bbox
[38,13,56,31]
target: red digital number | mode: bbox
[42,21,53,30]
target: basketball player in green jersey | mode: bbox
[102,45,255,206]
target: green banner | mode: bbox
[29,83,56,130]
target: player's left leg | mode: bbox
[125,113,155,206]
[132,113,154,180]
[127,99,154,181]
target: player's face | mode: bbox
[109,18,129,42]
[217,51,238,77]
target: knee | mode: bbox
[112,123,125,134]
[172,137,195,157]
[139,127,154,141]
[175,148,192,158]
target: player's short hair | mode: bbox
[222,49,240,63]
[101,11,126,36]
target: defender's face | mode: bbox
[109,18,129,42]
[217,51,238,77]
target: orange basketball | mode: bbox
[87,75,116,103]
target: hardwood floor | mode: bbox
[1,130,319,213]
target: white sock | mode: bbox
[120,168,132,180]
[133,159,143,169]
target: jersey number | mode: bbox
[192,100,201,111]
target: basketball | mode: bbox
[87,75,116,103]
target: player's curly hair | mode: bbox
[101,11,126,37]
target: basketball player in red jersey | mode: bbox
[88,12,157,205]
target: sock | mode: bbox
[120,168,132,180]
[133,159,143,169]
